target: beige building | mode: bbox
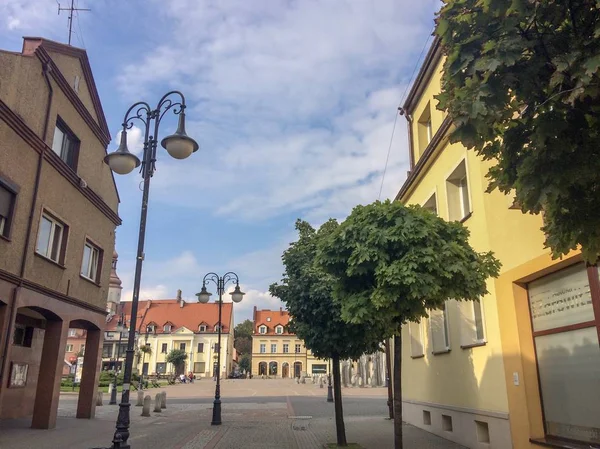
[106,294,235,378]
[0,38,120,428]
[251,307,330,378]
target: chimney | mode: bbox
[280,307,283,315]
[253,306,257,322]
[177,289,184,308]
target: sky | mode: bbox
[1,0,440,324]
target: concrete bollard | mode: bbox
[96,391,103,406]
[136,390,144,406]
[141,395,151,417]
[154,393,162,413]
[160,391,166,409]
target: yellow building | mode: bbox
[396,38,600,449]
[251,307,329,378]
[107,293,235,378]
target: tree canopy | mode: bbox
[166,349,187,370]
[270,219,383,360]
[318,201,501,333]
[436,0,600,263]
[234,319,254,355]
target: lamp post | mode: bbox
[196,272,245,426]
[327,358,333,402]
[102,91,199,449]
[109,313,127,405]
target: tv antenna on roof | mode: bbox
[57,0,91,46]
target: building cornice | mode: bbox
[402,37,442,115]
[0,99,122,226]
[395,116,452,203]
[0,268,108,315]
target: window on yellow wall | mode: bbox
[446,160,471,221]
[460,299,486,348]
[429,302,450,354]
[409,321,424,357]
[417,102,433,157]
[423,193,437,215]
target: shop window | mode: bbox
[156,362,166,374]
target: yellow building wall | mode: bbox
[251,336,330,377]
[400,54,581,449]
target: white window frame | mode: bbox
[147,324,156,333]
[271,343,277,353]
[161,343,168,353]
[163,324,172,333]
[275,325,283,334]
[68,329,77,337]
[283,343,289,353]
[51,121,78,168]
[445,159,472,222]
[259,343,266,353]
[295,343,301,353]
[81,240,101,282]
[199,324,207,332]
[409,320,425,358]
[66,344,73,352]
[259,325,267,334]
[36,212,65,263]
[429,303,451,354]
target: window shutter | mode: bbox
[459,300,486,346]
[409,321,424,357]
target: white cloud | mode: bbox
[2,0,65,33]
[115,0,437,222]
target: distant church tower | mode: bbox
[107,250,122,315]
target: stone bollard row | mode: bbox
[96,391,103,406]
[154,393,162,413]
[141,395,151,417]
[160,391,166,409]
[136,390,144,407]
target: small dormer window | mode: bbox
[199,324,207,332]
[259,325,267,334]
[163,324,172,333]
[146,324,156,334]
[215,325,221,332]
[275,325,283,334]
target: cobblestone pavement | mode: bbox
[0,380,466,449]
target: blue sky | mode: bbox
[2,0,439,323]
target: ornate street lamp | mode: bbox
[196,272,244,426]
[103,91,199,449]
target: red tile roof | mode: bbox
[106,299,233,334]
[253,308,293,335]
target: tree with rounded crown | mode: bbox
[166,349,188,375]
[435,0,600,264]
[318,200,500,449]
[270,219,384,447]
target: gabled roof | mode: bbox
[107,299,233,334]
[253,309,293,335]
[21,37,111,141]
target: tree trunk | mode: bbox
[385,341,394,420]
[393,334,403,449]
[332,353,347,446]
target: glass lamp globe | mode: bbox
[230,285,245,303]
[196,286,212,304]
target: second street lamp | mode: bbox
[102,91,199,449]
[196,272,244,426]
[109,313,127,405]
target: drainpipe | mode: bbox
[0,61,53,384]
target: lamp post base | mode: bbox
[327,385,334,402]
[109,381,118,405]
[211,399,222,425]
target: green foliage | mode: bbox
[166,349,188,369]
[270,219,383,360]
[238,353,252,373]
[139,344,152,355]
[436,0,600,263]
[318,200,500,334]
[234,320,254,354]
[98,370,123,387]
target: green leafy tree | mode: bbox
[318,201,500,449]
[238,353,252,374]
[234,319,254,355]
[270,219,383,447]
[435,0,600,263]
[166,349,188,374]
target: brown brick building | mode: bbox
[0,37,120,428]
